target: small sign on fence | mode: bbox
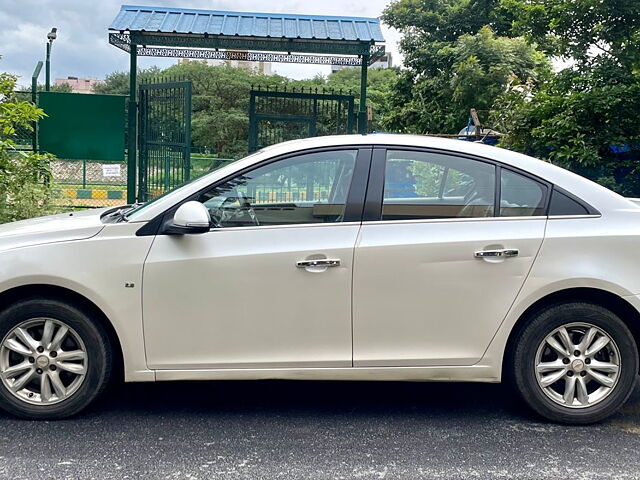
[102,164,121,177]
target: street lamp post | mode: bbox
[45,28,57,92]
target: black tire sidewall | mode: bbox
[0,298,111,419]
[512,302,639,424]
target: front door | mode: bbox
[353,149,548,366]
[143,148,369,370]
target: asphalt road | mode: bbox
[0,378,638,480]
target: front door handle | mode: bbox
[475,249,519,258]
[296,259,341,268]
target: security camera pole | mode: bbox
[45,27,57,92]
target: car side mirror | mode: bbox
[163,201,211,235]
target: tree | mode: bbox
[379,23,549,134]
[495,0,640,195]
[93,66,163,95]
[19,83,73,93]
[501,0,640,69]
[0,67,55,223]
[383,0,514,73]
[323,67,398,131]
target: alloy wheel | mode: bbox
[0,318,88,405]
[534,322,621,408]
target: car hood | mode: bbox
[0,208,109,253]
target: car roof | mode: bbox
[128,134,637,222]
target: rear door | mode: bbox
[353,148,548,366]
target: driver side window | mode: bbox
[197,150,357,228]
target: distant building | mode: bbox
[179,52,272,75]
[331,53,393,74]
[54,77,104,93]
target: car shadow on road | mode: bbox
[80,376,640,424]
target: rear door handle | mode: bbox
[475,249,519,258]
[296,259,341,268]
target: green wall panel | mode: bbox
[39,92,126,161]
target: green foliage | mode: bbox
[501,0,640,68]
[380,24,550,134]
[324,67,399,131]
[93,66,164,95]
[493,0,640,195]
[383,0,514,71]
[19,83,73,93]
[164,62,286,158]
[384,0,640,195]
[0,69,56,223]
[494,63,640,194]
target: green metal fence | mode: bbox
[138,80,192,200]
[248,86,355,152]
[51,155,234,208]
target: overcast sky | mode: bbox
[0,0,402,87]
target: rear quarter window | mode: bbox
[548,189,590,216]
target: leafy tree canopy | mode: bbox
[502,0,640,70]
[381,25,550,134]
[495,0,640,195]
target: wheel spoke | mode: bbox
[578,327,598,353]
[13,327,38,353]
[536,360,566,374]
[48,370,66,399]
[11,368,36,392]
[56,350,86,362]
[586,335,610,356]
[576,377,589,405]
[588,369,615,388]
[2,361,33,379]
[546,336,569,357]
[540,369,566,388]
[563,375,577,405]
[589,360,619,374]
[40,373,52,402]
[557,327,575,353]
[57,362,86,375]
[4,338,32,356]
[41,320,55,350]
[49,325,69,352]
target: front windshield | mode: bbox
[125,152,263,221]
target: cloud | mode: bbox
[0,0,401,86]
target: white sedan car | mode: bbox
[0,134,638,423]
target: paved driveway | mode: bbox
[0,379,638,479]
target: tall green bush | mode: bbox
[0,69,55,223]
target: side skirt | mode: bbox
[153,365,500,383]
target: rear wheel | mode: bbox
[0,298,112,419]
[511,302,638,424]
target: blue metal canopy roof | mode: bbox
[109,5,385,43]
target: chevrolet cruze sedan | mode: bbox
[0,134,638,423]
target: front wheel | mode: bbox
[510,302,638,424]
[0,298,112,419]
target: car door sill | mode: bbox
[154,365,499,383]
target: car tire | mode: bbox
[0,298,112,419]
[510,302,638,424]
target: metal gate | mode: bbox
[249,87,355,152]
[138,81,192,201]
